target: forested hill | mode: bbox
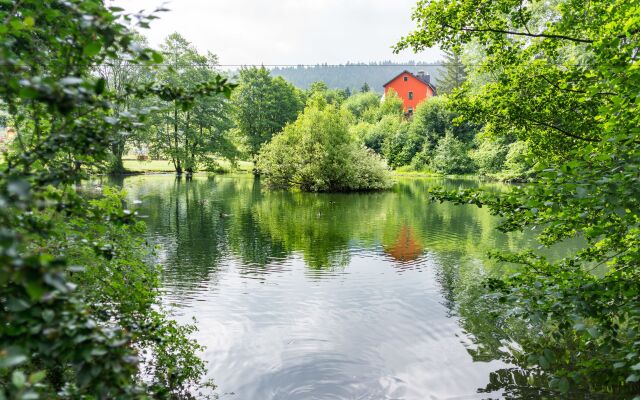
[269,62,442,92]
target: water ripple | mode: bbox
[115,174,538,399]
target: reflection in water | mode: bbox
[114,174,574,399]
[385,224,423,263]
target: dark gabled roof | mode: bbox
[382,70,438,95]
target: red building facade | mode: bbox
[383,70,437,114]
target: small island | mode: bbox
[258,94,392,192]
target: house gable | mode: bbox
[383,70,436,113]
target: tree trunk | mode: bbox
[110,141,125,175]
[173,103,182,175]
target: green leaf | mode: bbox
[19,87,38,99]
[0,349,28,368]
[91,348,108,356]
[6,298,30,312]
[538,355,550,369]
[83,41,102,57]
[626,374,640,383]
[25,281,46,301]
[12,370,26,388]
[10,19,23,31]
[21,392,39,400]
[152,51,164,64]
[23,16,35,28]
[557,377,570,393]
[95,78,106,95]
[29,371,46,384]
[42,309,55,323]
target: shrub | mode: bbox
[471,137,509,175]
[381,121,422,168]
[499,141,534,181]
[342,91,382,122]
[410,145,433,171]
[258,96,391,192]
[362,118,394,154]
[377,89,404,118]
[409,95,478,151]
[430,132,476,174]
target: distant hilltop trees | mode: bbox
[269,61,442,92]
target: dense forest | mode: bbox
[269,62,442,92]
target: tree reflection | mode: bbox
[121,175,531,283]
[118,174,584,396]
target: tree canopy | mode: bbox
[231,67,303,165]
[144,33,236,175]
[398,0,640,395]
[258,95,391,192]
[437,50,467,94]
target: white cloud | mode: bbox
[110,0,441,65]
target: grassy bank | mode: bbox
[392,169,485,180]
[122,158,253,174]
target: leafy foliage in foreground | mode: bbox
[258,95,391,192]
[0,1,233,397]
[398,0,640,396]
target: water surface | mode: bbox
[119,174,564,399]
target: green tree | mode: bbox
[398,0,640,395]
[258,95,391,192]
[437,50,467,94]
[430,132,475,174]
[95,36,153,174]
[307,81,348,106]
[409,95,476,153]
[498,140,534,181]
[381,120,421,168]
[361,82,371,92]
[231,67,303,168]
[341,91,381,122]
[308,81,329,94]
[0,2,233,397]
[148,33,235,175]
[362,115,401,154]
[470,136,510,175]
[378,89,404,118]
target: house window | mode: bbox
[408,91,414,100]
[408,107,414,114]
[403,76,408,82]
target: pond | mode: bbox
[117,174,570,399]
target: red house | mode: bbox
[383,70,437,115]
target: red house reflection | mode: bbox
[384,224,423,262]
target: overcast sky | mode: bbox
[110,0,441,66]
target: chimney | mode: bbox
[417,70,430,84]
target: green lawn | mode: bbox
[122,158,253,173]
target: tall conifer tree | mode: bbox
[438,50,466,94]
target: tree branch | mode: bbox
[446,24,594,44]
[524,117,599,142]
